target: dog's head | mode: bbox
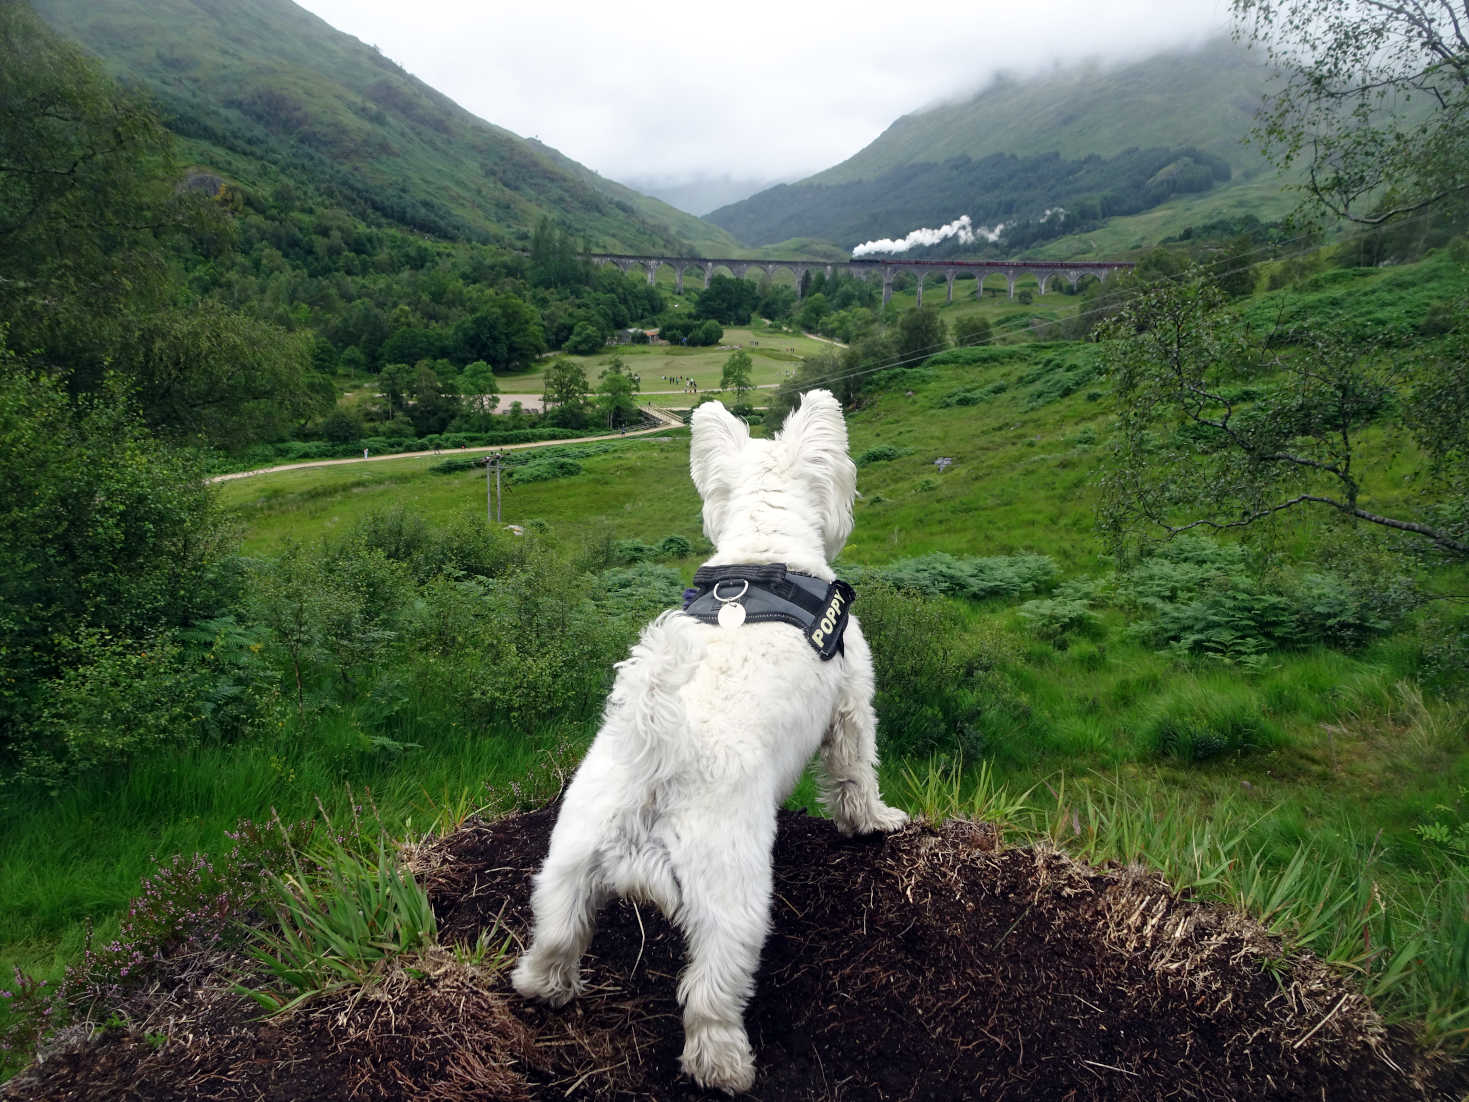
[689,389,856,564]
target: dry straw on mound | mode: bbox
[7,805,1466,1101]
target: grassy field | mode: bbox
[4,249,1469,1065]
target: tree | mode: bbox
[121,303,327,448]
[320,404,366,444]
[952,314,993,348]
[797,293,830,333]
[1233,0,1469,225]
[564,321,606,355]
[596,357,640,428]
[694,275,761,324]
[0,3,179,358]
[407,360,461,435]
[720,349,755,411]
[896,307,947,365]
[0,355,231,768]
[1097,271,1469,560]
[542,359,590,428]
[460,360,500,413]
[690,319,724,346]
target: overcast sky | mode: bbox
[293,0,1234,186]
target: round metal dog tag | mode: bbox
[718,601,746,629]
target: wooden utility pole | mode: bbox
[485,453,503,525]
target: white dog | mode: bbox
[511,390,908,1094]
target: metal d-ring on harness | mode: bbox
[713,579,750,629]
[681,563,856,660]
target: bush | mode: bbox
[847,552,1058,602]
[591,563,686,619]
[855,444,902,466]
[658,534,693,558]
[507,457,581,484]
[319,405,365,444]
[0,368,234,776]
[938,382,1007,407]
[19,622,275,788]
[857,583,1002,758]
[1019,579,1104,645]
[609,539,657,564]
[1119,537,1400,662]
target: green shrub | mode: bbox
[507,457,582,484]
[592,563,686,619]
[855,444,902,466]
[1019,594,1100,645]
[609,539,657,564]
[847,552,1057,602]
[1119,537,1400,662]
[938,381,1007,407]
[18,626,274,788]
[658,534,693,558]
[857,583,995,758]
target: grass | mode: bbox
[6,247,1469,1069]
[497,325,834,398]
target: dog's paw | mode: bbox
[681,1022,756,1095]
[850,803,910,835]
[511,952,582,1007]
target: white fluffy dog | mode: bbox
[511,389,908,1094]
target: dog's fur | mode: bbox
[511,390,908,1094]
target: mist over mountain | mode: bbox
[29,0,740,255]
[706,37,1281,255]
[618,174,791,218]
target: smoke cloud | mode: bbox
[851,214,1004,257]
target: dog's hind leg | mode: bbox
[512,800,609,1007]
[669,810,771,1094]
[818,622,910,837]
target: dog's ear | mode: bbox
[777,389,856,560]
[690,400,749,544]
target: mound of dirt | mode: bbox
[7,806,1466,1101]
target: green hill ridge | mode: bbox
[30,0,740,255]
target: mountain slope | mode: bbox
[814,37,1274,186]
[707,37,1283,254]
[30,0,741,255]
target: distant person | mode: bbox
[363,448,369,460]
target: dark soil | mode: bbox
[7,805,1467,1101]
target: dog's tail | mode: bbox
[605,610,703,782]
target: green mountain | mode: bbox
[29,0,740,255]
[707,38,1285,254]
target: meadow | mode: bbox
[3,246,1468,1071]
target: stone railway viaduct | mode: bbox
[588,254,1134,306]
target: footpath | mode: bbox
[207,405,686,485]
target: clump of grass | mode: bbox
[239,816,441,1015]
[1140,679,1285,762]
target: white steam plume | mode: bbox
[851,214,1004,257]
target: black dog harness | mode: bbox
[681,563,855,661]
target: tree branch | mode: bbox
[1158,494,1469,555]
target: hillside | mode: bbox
[812,37,1274,186]
[29,0,740,255]
[707,37,1285,254]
